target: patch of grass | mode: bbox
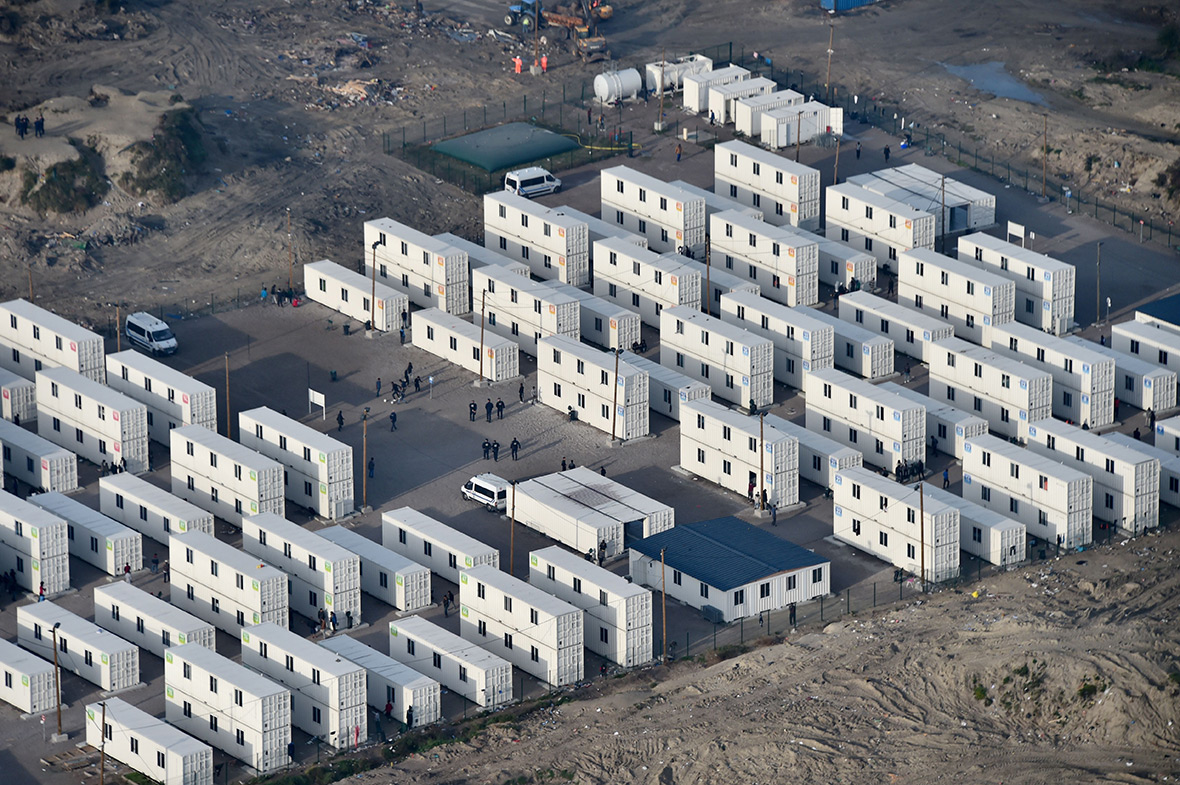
[1013,664,1030,677]
[248,757,381,785]
[125,773,162,785]
[20,140,109,214]
[973,684,989,701]
[119,108,206,202]
[1077,681,1099,699]
[1084,155,1099,173]
[704,644,750,664]
[0,155,15,172]
[1169,671,1180,685]
[1088,75,1151,91]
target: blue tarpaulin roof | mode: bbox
[630,517,826,591]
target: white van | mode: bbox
[462,473,510,511]
[125,312,178,355]
[504,167,561,198]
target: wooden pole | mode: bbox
[224,353,231,438]
[833,136,841,187]
[919,481,926,592]
[510,482,516,575]
[610,349,620,441]
[98,701,107,785]
[758,412,766,510]
[1042,115,1048,199]
[825,23,835,105]
[287,208,293,294]
[478,290,487,382]
[116,304,121,352]
[660,547,667,663]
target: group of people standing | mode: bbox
[13,114,45,140]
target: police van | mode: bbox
[462,473,510,511]
[504,167,561,198]
[125,312,178,355]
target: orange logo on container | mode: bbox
[675,230,683,240]
[790,204,798,213]
[670,275,678,286]
[675,202,683,212]
[609,319,617,329]
[790,175,798,185]
[846,262,854,272]
[904,219,912,229]
[558,228,565,238]
[787,247,795,258]
[788,276,796,287]
[437,284,445,294]
[377,301,384,310]
[487,348,494,358]
[559,256,566,266]
[548,305,556,315]
[436,255,445,265]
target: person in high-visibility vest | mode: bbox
[513,56,523,74]
[541,54,548,72]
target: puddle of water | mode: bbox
[939,61,1048,106]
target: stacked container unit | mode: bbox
[94,582,215,658]
[818,237,878,291]
[957,233,1075,335]
[0,637,55,714]
[35,367,149,473]
[364,217,469,314]
[682,65,749,113]
[877,382,988,460]
[760,101,844,149]
[529,546,652,667]
[164,644,291,775]
[898,248,1015,344]
[238,407,353,521]
[1106,432,1180,510]
[659,306,774,408]
[825,182,935,273]
[706,76,776,123]
[688,256,761,317]
[710,210,820,306]
[514,467,675,558]
[389,615,513,707]
[381,507,499,584]
[961,434,1092,549]
[542,281,641,351]
[732,91,807,139]
[1112,319,1180,378]
[1156,415,1180,456]
[483,191,590,286]
[548,206,649,259]
[0,367,36,423]
[412,308,520,383]
[17,601,139,691]
[303,259,411,333]
[713,140,819,231]
[619,350,710,421]
[984,321,1115,427]
[435,232,529,284]
[928,338,1053,441]
[838,291,954,363]
[316,525,431,612]
[0,299,105,382]
[473,266,580,356]
[100,472,214,545]
[169,425,284,527]
[761,413,863,491]
[591,237,701,327]
[794,305,894,380]
[600,166,707,255]
[105,350,217,444]
[31,491,142,576]
[832,466,960,583]
[1065,336,1176,414]
[645,54,712,95]
[459,564,584,687]
[848,165,996,237]
[679,399,799,507]
[804,367,926,471]
[241,623,366,751]
[169,530,289,635]
[242,512,361,625]
[84,697,213,785]
[669,180,762,224]
[0,489,69,595]
[537,335,649,440]
[1025,419,1159,536]
[319,635,441,728]
[718,290,833,390]
[0,418,77,493]
[922,486,1026,568]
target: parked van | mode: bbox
[125,312,178,355]
[462,473,510,511]
[504,167,561,198]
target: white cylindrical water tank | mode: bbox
[594,69,642,104]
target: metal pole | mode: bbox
[362,412,368,509]
[795,111,803,163]
[940,175,947,254]
[52,625,62,736]
[758,412,765,510]
[1096,241,1103,326]
[610,349,620,441]
[370,241,380,329]
[477,290,487,382]
[660,548,667,663]
[824,23,834,105]
[832,136,841,187]
[116,304,121,352]
[224,353,231,438]
[288,208,294,294]
[1042,114,1048,199]
[510,482,516,575]
[99,702,106,785]
[704,235,711,315]
[918,481,926,592]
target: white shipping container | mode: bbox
[241,623,367,751]
[760,101,844,149]
[877,382,989,460]
[825,182,935,273]
[732,91,806,138]
[1106,432,1180,510]
[679,399,800,507]
[600,166,708,255]
[36,366,149,473]
[0,367,37,424]
[898,247,1015,344]
[316,525,431,612]
[381,507,499,584]
[169,530,289,635]
[659,305,774,407]
[958,233,1075,335]
[169,425,285,527]
[762,413,863,490]
[0,418,78,493]
[0,299,105,382]
[850,164,996,238]
[0,637,56,714]
[687,256,762,317]
[319,635,441,728]
[669,181,762,226]
[537,335,649,440]
[645,54,712,94]
[713,139,819,231]
[1113,320,1180,379]
[94,582,215,658]
[85,697,213,785]
[364,218,469,314]
[459,564,584,687]
[1156,415,1180,457]
[105,350,217,443]
[817,238,877,290]
[303,259,411,333]
[542,281,641,351]
[30,491,142,577]
[682,65,750,113]
[710,210,820,307]
[164,644,291,775]
[719,290,834,390]
[411,308,520,383]
[804,367,926,471]
[434,232,531,276]
[706,76,776,123]
[389,615,513,707]
[619,350,710,422]
[590,238,701,327]
[100,472,214,545]
[483,192,590,286]
[793,305,894,380]
[838,291,954,364]
[473,266,580,356]
[961,434,1092,549]
[547,207,648,259]
[922,486,1026,568]
[17,601,139,692]
[0,488,69,595]
[1066,336,1176,414]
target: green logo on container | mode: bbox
[178,521,188,532]
[86,708,94,721]
[241,631,251,643]
[178,633,186,644]
[530,554,538,566]
[319,483,327,495]
[324,593,333,607]
[319,452,327,464]
[101,654,109,665]
[106,540,113,551]
[253,612,261,623]
[31,559,39,571]
[166,686,174,699]
[464,556,474,567]
[390,626,398,638]
[249,470,257,481]
[459,572,468,584]
[395,575,404,587]
[30,527,38,539]
[252,580,259,591]
[323,562,332,573]
[461,605,469,618]
[250,502,258,513]
[165,652,173,664]
[21,675,28,687]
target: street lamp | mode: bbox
[51,621,62,737]
[362,408,370,509]
[1095,241,1103,327]
[370,239,384,330]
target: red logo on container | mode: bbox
[41,460,48,471]
[69,342,77,352]
[113,443,121,453]
[1,390,7,400]
[112,412,119,421]
[182,394,190,405]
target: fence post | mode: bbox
[739,618,743,644]
[402,127,406,149]
[685,632,689,656]
[873,582,876,607]
[845,587,850,614]
[820,595,824,621]
[713,623,717,649]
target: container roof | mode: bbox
[173,530,286,578]
[245,623,365,678]
[107,350,214,395]
[0,419,74,460]
[432,122,579,173]
[168,643,288,697]
[531,545,648,598]
[630,518,826,590]
[87,697,210,753]
[19,601,138,652]
[1135,293,1180,331]
[172,425,282,471]
[99,473,211,521]
[304,259,406,303]
[381,507,497,558]
[391,615,511,670]
[462,564,579,617]
[30,492,138,541]
[316,525,427,575]
[0,637,55,674]
[93,582,211,632]
[319,635,437,690]
[239,407,350,455]
[1,299,101,342]
[37,366,145,411]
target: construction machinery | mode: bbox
[504,0,613,32]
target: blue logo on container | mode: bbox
[1020,380,1028,390]
[742,376,749,386]
[1082,364,1090,374]
[1044,272,1051,281]
[863,345,870,354]
[984,316,992,325]
[679,391,687,401]
[955,425,963,436]
[1146,379,1153,389]
[964,443,972,453]
[802,361,811,371]
[923,331,931,341]
[1043,301,1051,311]
[984,286,992,296]
[1081,394,1089,404]
[893,441,900,452]
[742,346,750,356]
[964,474,972,484]
[1028,426,1038,437]
[834,505,843,517]
[834,474,843,485]
[802,330,810,341]
[893,411,901,421]
[1020,411,1028,420]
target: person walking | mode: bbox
[492,440,500,462]
[469,400,478,421]
[884,145,891,162]
[1149,408,1156,428]
[336,410,345,431]
[405,705,414,730]
[531,385,537,405]
[399,327,406,345]
[510,437,520,460]
[162,561,169,583]
[151,553,160,574]
[904,363,911,383]
[855,141,861,159]
[485,399,494,422]
[759,611,764,628]
[483,439,492,460]
[368,457,375,478]
[38,582,46,602]
[771,503,777,527]
[414,376,421,393]
[561,457,568,471]
[496,399,505,419]
[789,602,797,628]
[123,563,132,583]
[330,611,338,632]
[384,702,393,720]
[389,411,397,431]
[34,115,44,138]
[443,594,450,617]
[541,54,548,73]
[401,310,409,329]
[519,382,525,403]
[376,377,382,396]
[675,143,682,162]
[943,468,950,489]
[318,607,327,632]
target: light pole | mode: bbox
[51,622,62,737]
[98,701,107,785]
[610,348,621,442]
[660,548,667,664]
[362,408,370,509]
[370,239,383,330]
[1095,241,1103,327]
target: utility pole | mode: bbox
[1041,115,1048,200]
[918,482,926,592]
[51,623,62,737]
[370,240,381,330]
[287,208,294,294]
[824,23,835,105]
[361,409,369,509]
[833,137,841,186]
[533,0,540,69]
[98,702,107,785]
[28,268,34,303]
[660,548,667,663]
[657,47,666,131]
[610,349,621,441]
[224,353,231,438]
[795,110,803,163]
[115,304,121,352]
[1096,241,1103,327]
[704,234,711,315]
[477,290,487,382]
[940,175,947,254]
[509,482,516,575]
[758,412,766,510]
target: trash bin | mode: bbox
[343,324,351,336]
